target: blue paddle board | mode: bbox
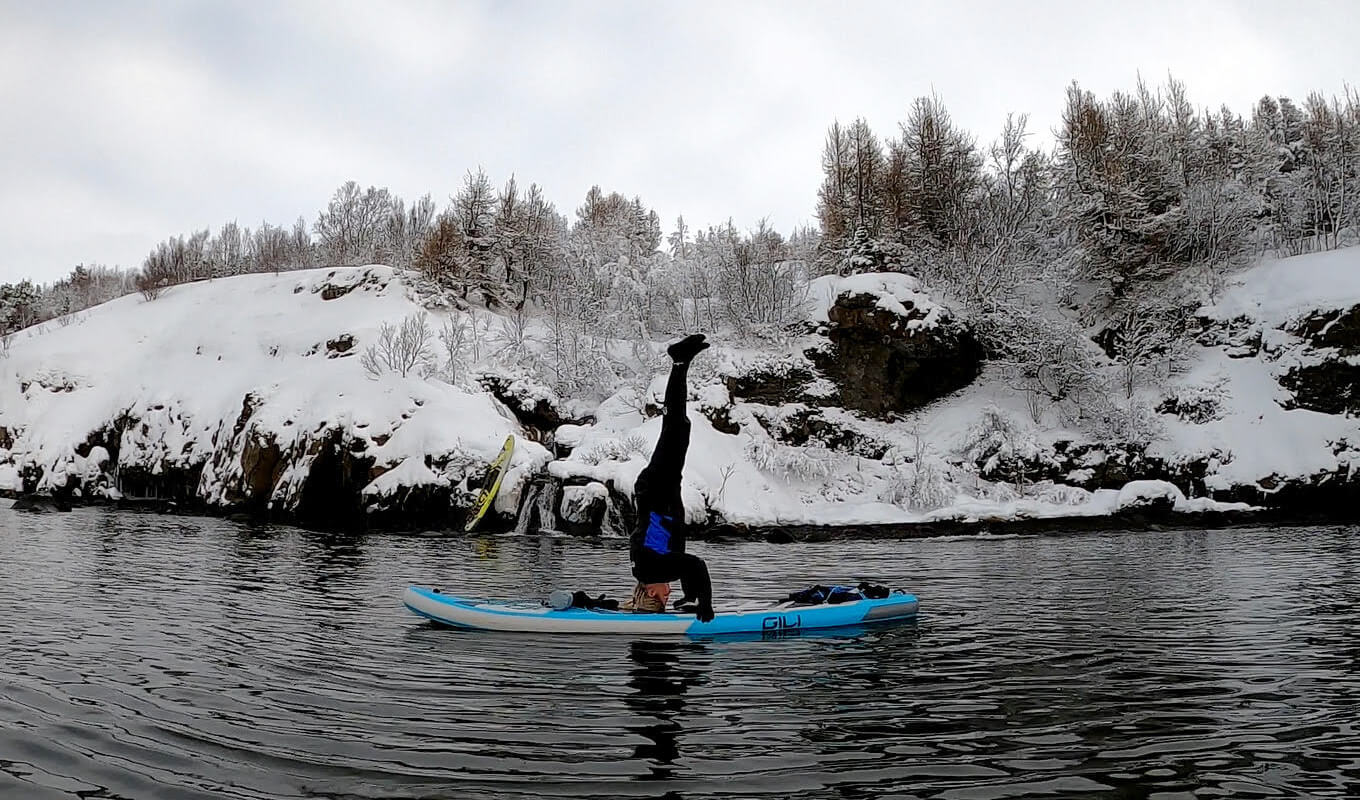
[403,586,918,636]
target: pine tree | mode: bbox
[451,169,500,298]
[815,121,854,262]
[667,215,690,259]
[897,94,982,247]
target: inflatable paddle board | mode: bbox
[403,586,918,636]
[464,435,515,532]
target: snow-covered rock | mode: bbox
[808,273,945,329]
[559,481,609,534]
[720,272,981,420]
[1115,480,1186,512]
[812,274,982,418]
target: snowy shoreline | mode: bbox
[5,490,1348,544]
[2,252,1358,535]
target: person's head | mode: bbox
[630,581,670,612]
[644,582,671,605]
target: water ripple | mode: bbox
[2,509,1358,798]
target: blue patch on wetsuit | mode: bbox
[644,512,674,554]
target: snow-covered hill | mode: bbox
[1,251,1356,533]
[1156,249,1360,497]
[0,267,549,527]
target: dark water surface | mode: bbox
[2,509,1358,799]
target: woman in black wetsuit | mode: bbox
[630,334,714,622]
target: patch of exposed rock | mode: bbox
[721,285,982,420]
[1278,304,1360,415]
[476,371,592,441]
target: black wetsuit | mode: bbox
[630,359,713,611]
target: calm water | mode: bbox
[1,509,1358,799]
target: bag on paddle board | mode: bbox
[787,582,892,605]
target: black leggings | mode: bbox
[649,361,691,480]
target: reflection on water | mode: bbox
[626,640,706,779]
[1,509,1358,799]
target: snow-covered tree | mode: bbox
[816,120,854,252]
[0,280,41,332]
[572,186,661,267]
[816,118,890,273]
[667,214,690,259]
[896,94,983,247]
[209,221,249,277]
[249,222,291,274]
[314,181,394,266]
[516,183,565,308]
[380,193,436,270]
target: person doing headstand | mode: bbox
[629,334,714,622]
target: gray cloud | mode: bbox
[1,0,1355,283]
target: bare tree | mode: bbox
[249,222,292,274]
[1109,304,1189,399]
[438,317,469,383]
[315,181,394,265]
[361,312,435,378]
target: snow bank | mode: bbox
[1205,248,1360,326]
[1152,248,1360,493]
[808,272,945,329]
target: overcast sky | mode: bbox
[1,0,1355,284]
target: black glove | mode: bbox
[694,601,715,623]
[667,333,710,364]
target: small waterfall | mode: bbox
[599,491,631,539]
[535,479,559,533]
[508,474,635,537]
[509,476,562,535]
[511,480,543,536]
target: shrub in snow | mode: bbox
[783,445,837,482]
[975,479,1020,504]
[1086,394,1164,444]
[578,434,648,466]
[881,446,954,511]
[982,307,1105,424]
[742,423,836,482]
[960,407,1049,486]
[712,462,739,505]
[1158,374,1229,423]
[493,306,536,363]
[362,312,437,379]
[1032,481,1092,507]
